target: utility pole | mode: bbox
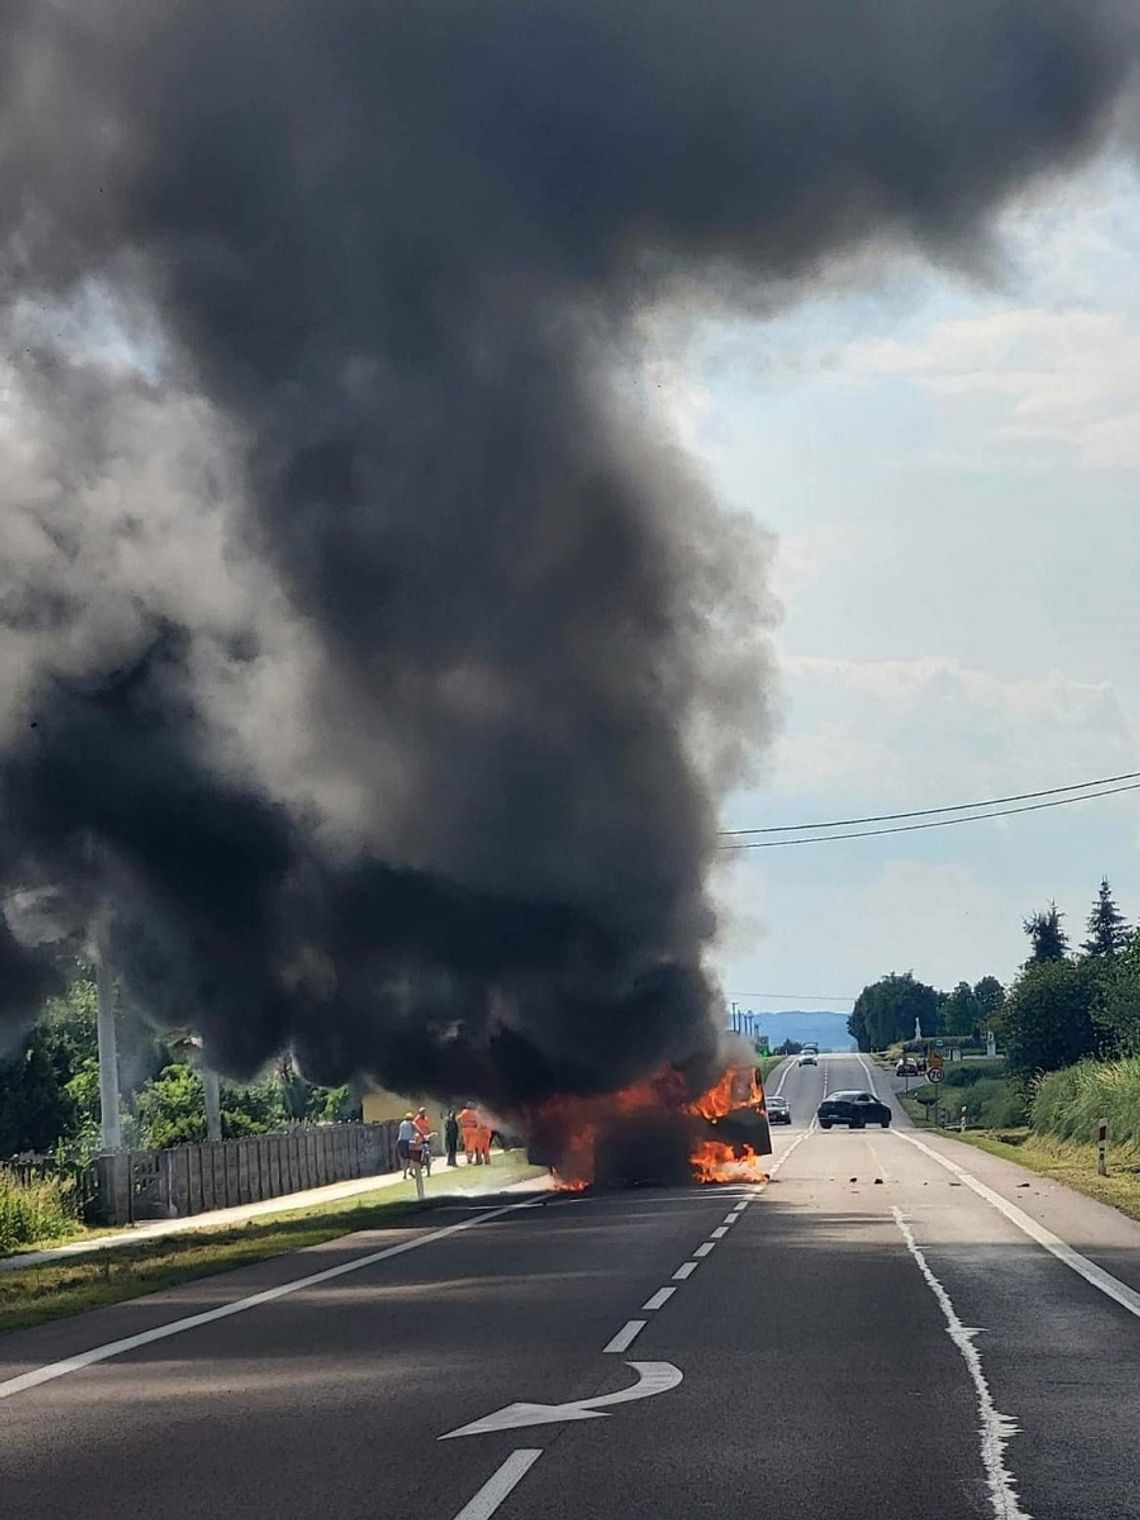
[202,1067,223,1143]
[94,915,122,1152]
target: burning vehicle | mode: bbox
[524,1064,772,1190]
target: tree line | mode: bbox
[0,961,358,1159]
[849,877,1140,1081]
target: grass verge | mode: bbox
[0,1152,543,1336]
[943,1128,1140,1224]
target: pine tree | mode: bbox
[1081,876,1129,958]
[1023,902,1068,964]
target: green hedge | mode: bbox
[909,1074,1026,1128]
[1032,1057,1140,1147]
[938,1059,1007,1089]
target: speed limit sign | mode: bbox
[928,1067,945,1084]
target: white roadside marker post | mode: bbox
[1097,1118,1108,1178]
[960,1106,967,1134]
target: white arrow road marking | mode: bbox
[439,1361,683,1439]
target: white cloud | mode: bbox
[834,307,1140,468]
[768,656,1135,805]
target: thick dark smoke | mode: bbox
[0,3,1135,1108]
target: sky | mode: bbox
[651,154,1140,1019]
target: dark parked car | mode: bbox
[816,1090,891,1130]
[767,1095,791,1125]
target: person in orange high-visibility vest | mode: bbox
[413,1107,434,1174]
[457,1104,480,1164]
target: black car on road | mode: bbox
[816,1090,891,1130]
[767,1095,791,1125]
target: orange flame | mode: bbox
[527,1063,771,1188]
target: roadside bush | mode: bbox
[940,1060,1007,1089]
[0,1171,77,1254]
[1032,1057,1140,1148]
[958,1077,1027,1128]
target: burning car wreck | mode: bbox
[523,1065,772,1190]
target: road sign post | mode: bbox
[1098,1118,1108,1177]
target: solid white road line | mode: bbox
[855,1053,884,1096]
[693,1241,716,1258]
[0,1197,540,1403]
[453,1450,544,1520]
[892,1208,1028,1520]
[710,1226,729,1238]
[602,1319,646,1354]
[672,1261,699,1280]
[641,1287,676,1311]
[894,1129,1140,1323]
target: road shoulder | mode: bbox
[895,1126,1140,1302]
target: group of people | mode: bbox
[396,1103,497,1178]
[448,1106,493,1166]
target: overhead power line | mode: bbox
[719,768,1140,837]
[719,778,1140,850]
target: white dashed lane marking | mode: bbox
[452,1450,544,1520]
[641,1287,676,1311]
[672,1261,699,1281]
[602,1319,646,1354]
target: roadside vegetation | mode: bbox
[0,1172,80,1255]
[1,960,358,1167]
[863,878,1140,1220]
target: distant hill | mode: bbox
[747,1011,855,1053]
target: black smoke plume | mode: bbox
[0,2,1135,1109]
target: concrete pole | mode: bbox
[95,928,122,1153]
[202,1067,222,1143]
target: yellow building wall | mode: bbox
[361,1089,450,1131]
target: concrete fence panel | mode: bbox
[90,1122,399,1226]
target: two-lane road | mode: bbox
[5,1053,1140,1519]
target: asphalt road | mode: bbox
[5,1052,1140,1520]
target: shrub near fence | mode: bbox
[0,1170,78,1254]
[1033,1057,1140,1149]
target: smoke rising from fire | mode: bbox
[0,3,1135,1106]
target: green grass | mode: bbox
[0,1172,79,1255]
[946,1128,1140,1223]
[0,1151,543,1335]
[1033,1056,1140,1147]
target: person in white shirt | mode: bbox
[396,1113,416,1179]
